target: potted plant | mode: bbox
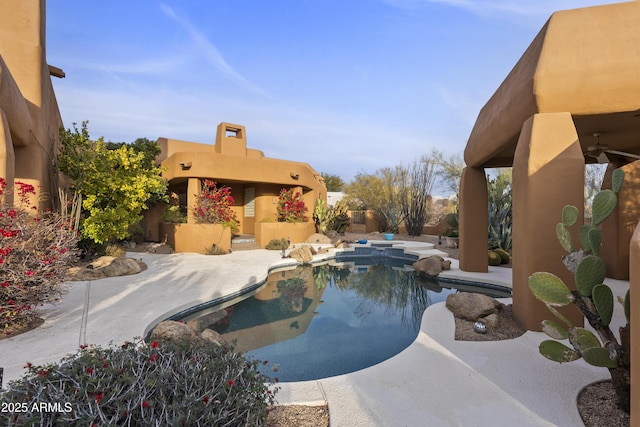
[444,212,459,248]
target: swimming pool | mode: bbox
[180,259,510,382]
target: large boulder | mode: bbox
[413,256,451,277]
[67,256,147,281]
[151,321,228,347]
[306,233,332,244]
[99,257,144,277]
[289,246,314,263]
[445,293,502,321]
[150,320,199,342]
[200,328,227,346]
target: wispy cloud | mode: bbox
[381,0,626,19]
[159,4,271,98]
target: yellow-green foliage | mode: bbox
[488,250,502,266]
[104,244,126,258]
[58,122,168,244]
[493,248,510,264]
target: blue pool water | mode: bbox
[183,261,510,382]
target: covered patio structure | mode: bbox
[458,1,640,422]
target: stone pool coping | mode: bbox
[0,244,628,425]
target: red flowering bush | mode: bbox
[193,180,238,232]
[0,338,278,426]
[0,178,80,335]
[277,188,308,223]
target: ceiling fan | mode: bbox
[585,133,640,164]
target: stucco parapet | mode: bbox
[0,54,34,146]
[465,1,640,168]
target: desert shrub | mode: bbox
[0,179,80,335]
[0,338,278,426]
[276,188,307,223]
[265,238,290,250]
[203,244,229,255]
[104,244,125,258]
[328,200,351,233]
[161,205,187,223]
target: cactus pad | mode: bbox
[556,223,573,252]
[528,272,573,306]
[561,205,579,227]
[568,327,601,353]
[588,227,602,256]
[592,284,614,326]
[578,225,595,253]
[541,320,569,340]
[612,168,624,194]
[620,289,630,323]
[582,347,618,368]
[575,255,606,296]
[539,340,580,363]
[592,190,617,226]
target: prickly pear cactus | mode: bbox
[528,168,630,413]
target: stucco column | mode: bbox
[459,166,488,272]
[601,161,640,280]
[0,110,15,205]
[630,219,639,427]
[187,177,200,224]
[512,112,584,331]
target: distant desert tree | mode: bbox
[320,173,345,192]
[345,168,404,233]
[436,152,464,197]
[399,153,440,236]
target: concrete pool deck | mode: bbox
[0,246,628,426]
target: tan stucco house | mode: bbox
[459,1,639,420]
[0,0,65,208]
[144,122,326,252]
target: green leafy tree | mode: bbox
[57,122,167,244]
[106,137,161,169]
[345,168,404,233]
[436,152,464,196]
[320,173,345,192]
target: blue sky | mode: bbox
[47,0,625,182]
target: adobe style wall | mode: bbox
[461,1,640,327]
[0,0,64,208]
[151,122,326,246]
[461,3,639,421]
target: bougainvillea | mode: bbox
[193,180,238,232]
[276,188,308,223]
[0,178,80,335]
